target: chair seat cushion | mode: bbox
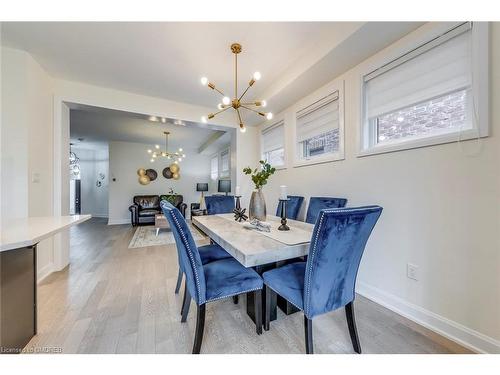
[139,209,160,216]
[263,262,306,311]
[203,258,263,302]
[198,244,232,264]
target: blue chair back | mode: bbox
[306,197,348,224]
[276,195,304,220]
[303,206,382,319]
[160,200,207,305]
[205,195,235,215]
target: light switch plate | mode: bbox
[407,263,419,281]
[32,172,41,183]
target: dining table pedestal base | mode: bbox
[246,263,277,324]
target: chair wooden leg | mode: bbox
[232,295,239,304]
[304,316,313,354]
[181,284,191,322]
[345,301,361,354]
[174,269,183,294]
[254,290,262,335]
[264,286,272,331]
[192,304,206,354]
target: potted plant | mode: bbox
[243,160,276,221]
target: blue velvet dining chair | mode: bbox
[276,195,304,220]
[305,197,348,224]
[160,201,263,354]
[262,206,383,354]
[204,195,235,215]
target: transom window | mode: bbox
[210,155,218,181]
[261,120,285,168]
[360,22,488,155]
[295,90,342,165]
[219,148,230,178]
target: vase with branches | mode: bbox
[243,160,276,221]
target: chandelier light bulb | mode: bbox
[222,96,231,105]
[266,112,273,120]
[155,144,160,149]
[150,159,154,163]
[178,158,182,162]
[147,149,152,153]
[261,100,267,107]
[217,103,224,110]
[179,148,183,152]
[182,154,186,158]
[200,77,208,85]
[253,71,261,81]
[240,125,246,133]
[201,116,207,123]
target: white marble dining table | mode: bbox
[192,213,315,268]
[192,213,315,323]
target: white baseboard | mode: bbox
[107,218,130,225]
[37,262,54,283]
[356,281,500,354]
[91,214,109,218]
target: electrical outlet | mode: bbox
[407,263,419,281]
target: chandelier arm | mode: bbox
[241,105,266,117]
[208,83,226,97]
[236,108,244,127]
[208,105,231,119]
[241,101,262,106]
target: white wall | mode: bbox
[108,141,211,223]
[257,23,500,353]
[1,47,55,281]
[71,146,109,217]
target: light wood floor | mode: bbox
[25,218,470,354]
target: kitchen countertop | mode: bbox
[0,215,92,252]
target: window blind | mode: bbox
[364,23,472,119]
[261,120,284,153]
[210,156,218,180]
[220,149,230,176]
[296,91,339,143]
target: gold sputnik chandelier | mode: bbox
[200,43,273,133]
[147,131,186,164]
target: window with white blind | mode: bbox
[210,155,218,181]
[261,120,285,168]
[294,87,344,166]
[360,22,489,155]
[219,148,230,178]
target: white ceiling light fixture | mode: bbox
[147,131,186,163]
[200,43,273,133]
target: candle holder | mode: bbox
[233,195,248,222]
[278,198,290,231]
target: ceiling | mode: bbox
[1,22,423,118]
[69,104,228,152]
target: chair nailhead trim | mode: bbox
[169,207,205,304]
[304,212,325,317]
[206,286,262,303]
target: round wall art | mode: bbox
[162,167,173,179]
[146,169,157,181]
[138,175,150,185]
[169,163,180,174]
